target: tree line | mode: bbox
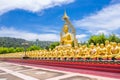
[0,37,56,54]
[88,34,120,45]
[0,45,43,54]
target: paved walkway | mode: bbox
[0,61,119,80]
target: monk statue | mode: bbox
[60,24,73,47]
[105,40,110,47]
[111,42,119,58]
[115,43,120,59]
[89,44,96,59]
[97,44,106,59]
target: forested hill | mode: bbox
[0,37,27,47]
[0,37,54,48]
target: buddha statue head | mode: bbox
[113,42,117,47]
[82,45,87,49]
[100,44,104,48]
[107,45,111,50]
[110,42,113,46]
[63,24,69,33]
[105,40,109,45]
[90,44,94,49]
[96,43,99,47]
[91,43,94,45]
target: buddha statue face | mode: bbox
[63,24,69,33]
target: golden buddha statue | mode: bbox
[115,43,120,59]
[89,44,96,59]
[111,42,119,57]
[76,47,83,58]
[95,43,100,57]
[105,40,112,59]
[80,45,88,58]
[105,40,110,47]
[60,24,73,47]
[97,44,107,59]
[59,11,78,47]
[74,46,79,57]
[118,43,120,52]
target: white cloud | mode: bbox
[110,0,120,4]
[40,27,59,33]
[0,0,75,15]
[96,30,109,35]
[0,27,59,41]
[116,34,120,37]
[74,3,120,32]
[76,34,88,42]
[0,27,88,41]
[76,34,87,39]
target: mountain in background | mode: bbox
[0,37,55,48]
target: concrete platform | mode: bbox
[0,61,119,80]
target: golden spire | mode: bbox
[63,10,69,20]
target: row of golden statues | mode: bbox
[0,40,120,60]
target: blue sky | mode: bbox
[0,0,120,42]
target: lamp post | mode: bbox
[22,42,29,59]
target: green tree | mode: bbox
[8,47,16,53]
[108,34,120,43]
[27,45,42,51]
[45,46,49,50]
[0,47,9,54]
[49,42,59,50]
[88,33,107,45]
[88,33,120,45]
[15,47,24,52]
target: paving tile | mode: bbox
[60,76,97,80]
[0,74,23,80]
[0,70,5,73]
[21,69,65,80]
[5,66,32,71]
